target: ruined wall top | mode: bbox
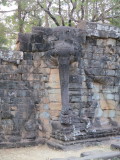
[17,22,120,53]
[0,50,23,64]
[77,22,120,39]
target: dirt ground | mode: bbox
[0,144,111,160]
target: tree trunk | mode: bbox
[101,0,105,23]
[81,0,85,20]
[85,0,88,20]
[17,0,24,33]
[44,0,49,27]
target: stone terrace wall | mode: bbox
[0,50,51,147]
[81,22,120,125]
[0,22,120,148]
[0,49,63,147]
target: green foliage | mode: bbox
[0,0,8,6]
[110,18,120,27]
[109,0,120,27]
[0,23,8,49]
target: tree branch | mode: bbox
[69,0,77,26]
[37,0,60,26]
[93,14,120,22]
[104,3,120,14]
[58,0,65,26]
[25,6,38,14]
[105,15,120,19]
[81,0,85,20]
[92,3,120,22]
[0,9,17,13]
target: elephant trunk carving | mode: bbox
[54,42,76,125]
[58,56,71,124]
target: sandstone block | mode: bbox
[40,60,48,68]
[23,52,33,60]
[21,60,33,65]
[0,73,21,80]
[93,83,102,92]
[0,65,18,73]
[105,46,116,54]
[17,90,31,97]
[92,94,100,100]
[33,60,41,67]
[105,93,114,100]
[33,52,44,60]
[114,95,119,101]
[33,82,45,90]
[1,119,14,135]
[49,93,61,102]
[22,74,40,81]
[116,111,120,116]
[94,47,104,54]
[0,89,4,97]
[106,38,116,46]
[47,82,60,89]
[50,69,59,74]
[50,110,61,118]
[10,106,17,111]
[100,99,117,110]
[48,89,61,94]
[41,76,49,82]
[10,111,17,117]
[97,39,106,46]
[49,103,62,111]
[40,112,50,119]
[49,73,60,83]
[0,50,23,61]
[103,110,109,118]
[109,110,116,118]
[115,116,120,123]
[18,65,33,74]
[33,67,50,74]
[70,96,81,103]
[42,97,50,104]
[106,70,115,76]
[95,107,103,117]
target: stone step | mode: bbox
[80,151,120,160]
[47,137,110,149]
[111,143,120,150]
[51,151,120,160]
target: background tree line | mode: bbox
[0,0,120,49]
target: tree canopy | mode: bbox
[0,0,120,49]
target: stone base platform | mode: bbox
[47,135,120,150]
[0,138,45,149]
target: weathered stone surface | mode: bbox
[111,143,120,150]
[100,96,117,110]
[0,50,23,63]
[49,103,62,111]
